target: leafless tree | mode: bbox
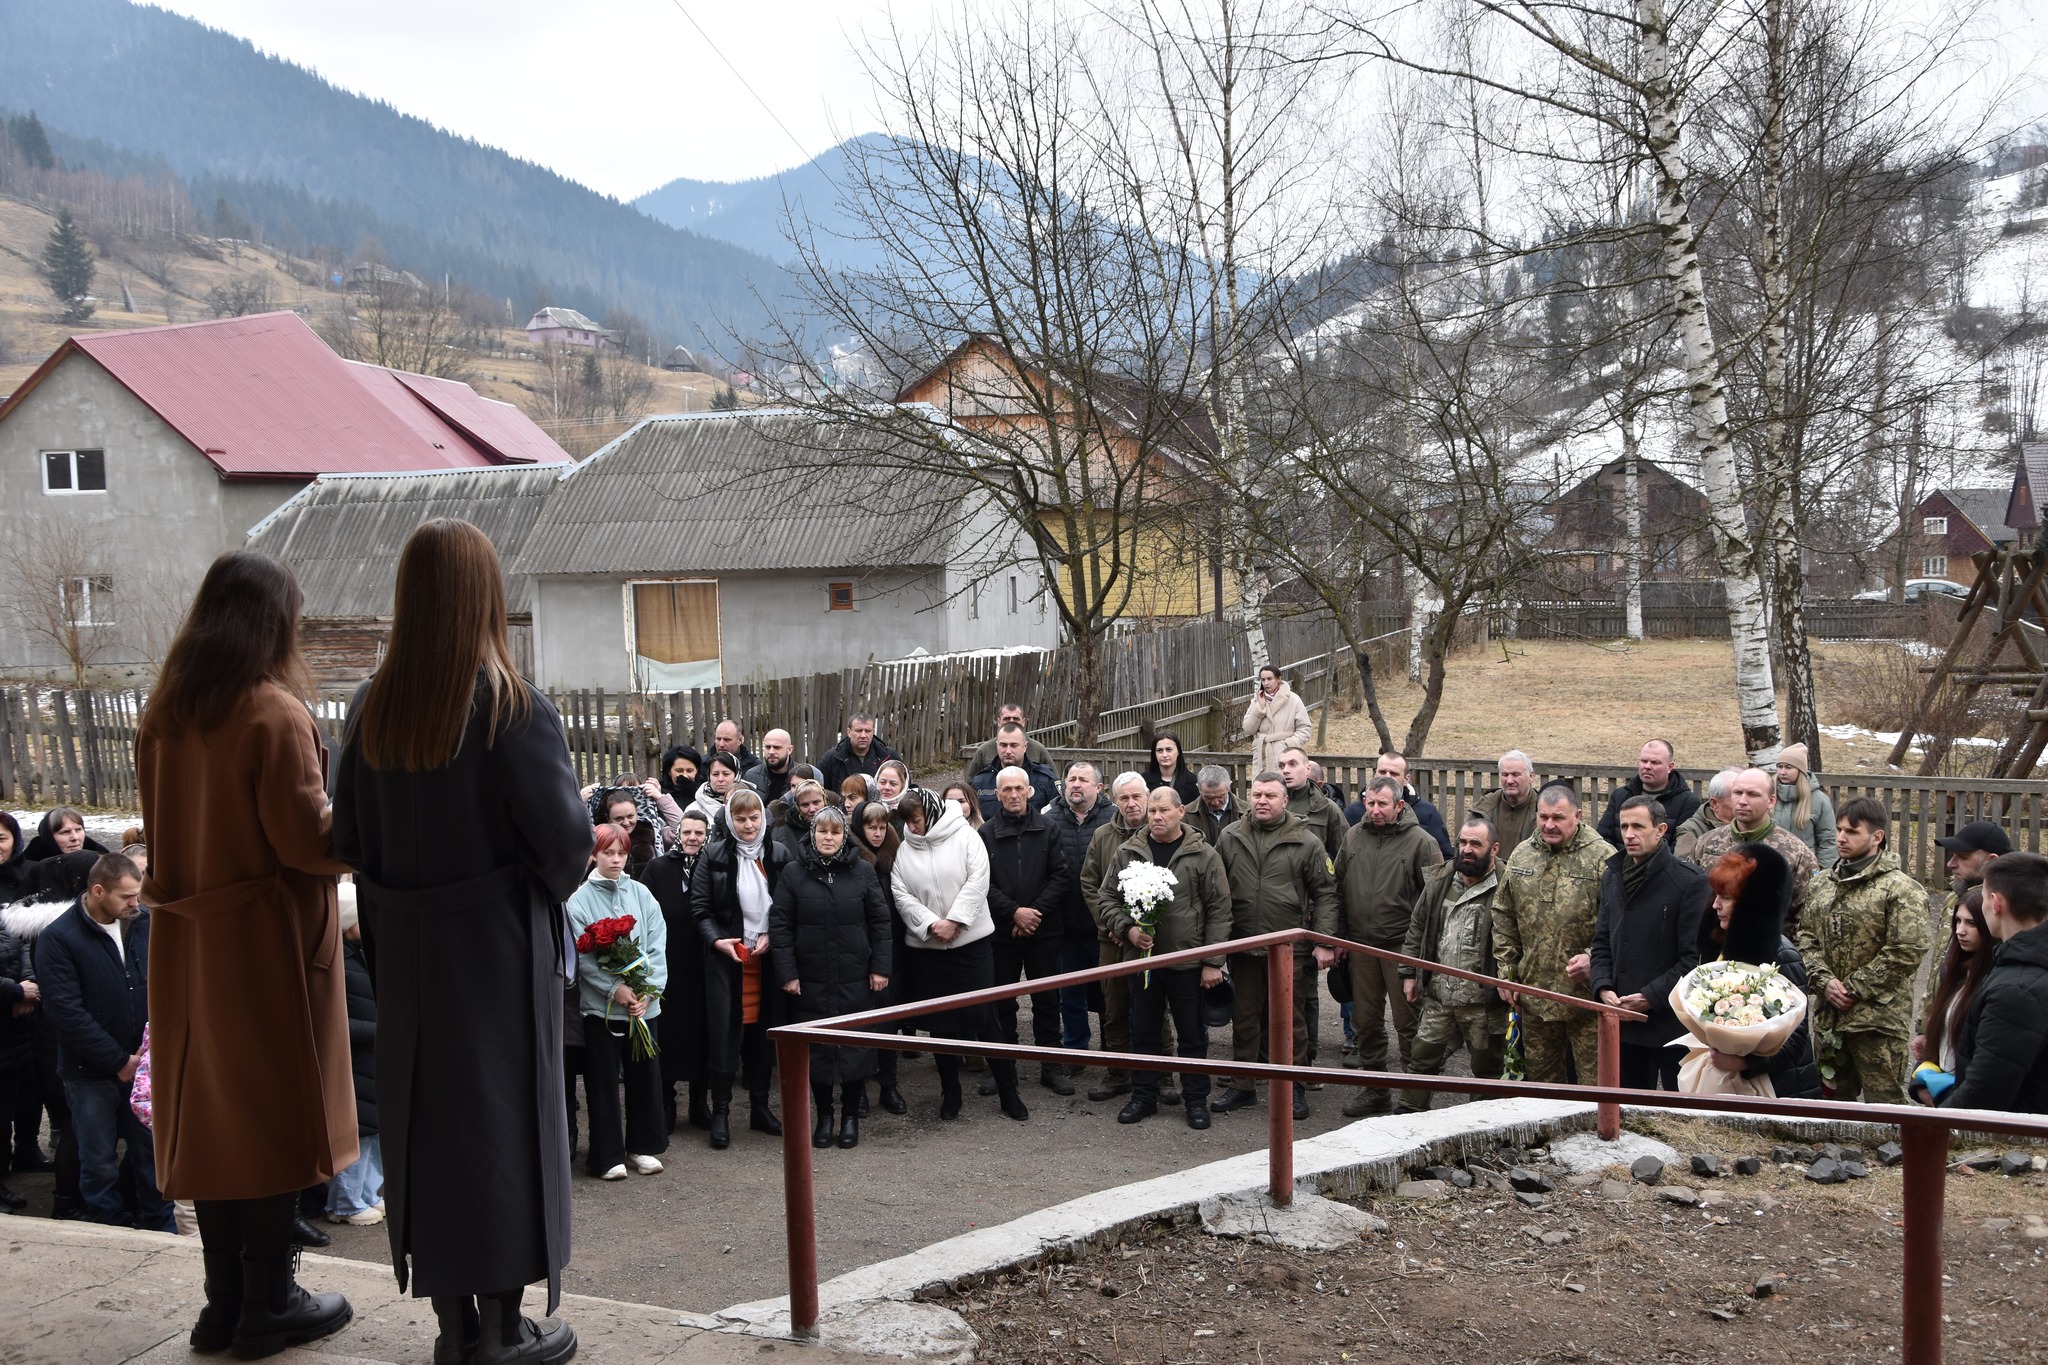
[317,277,476,380]
[206,272,275,318]
[1,521,121,688]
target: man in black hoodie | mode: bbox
[1942,853,2048,1114]
[1595,741,1700,850]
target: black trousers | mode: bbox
[1130,966,1210,1103]
[1618,1041,1681,1091]
[991,931,1063,1051]
[905,937,1013,1091]
[581,1016,668,1173]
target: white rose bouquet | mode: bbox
[1117,861,1180,987]
[1667,961,1808,1097]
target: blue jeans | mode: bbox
[64,1077,174,1233]
[1057,936,1097,1051]
[326,1134,383,1217]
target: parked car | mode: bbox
[1853,578,1969,602]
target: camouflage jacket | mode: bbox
[1690,821,1819,918]
[1796,848,1932,1038]
[1491,821,1616,1022]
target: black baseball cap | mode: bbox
[1934,821,2012,856]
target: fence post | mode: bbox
[776,1034,820,1340]
[1596,1011,1621,1141]
[1900,1121,1946,1365]
[1268,947,1294,1207]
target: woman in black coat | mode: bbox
[771,808,893,1150]
[1702,845,1823,1101]
[1142,732,1202,807]
[0,813,30,905]
[644,809,712,1132]
[690,788,790,1149]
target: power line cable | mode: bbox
[663,0,813,165]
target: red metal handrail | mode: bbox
[769,925,2048,1365]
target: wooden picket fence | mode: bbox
[1045,747,2044,886]
[0,686,148,810]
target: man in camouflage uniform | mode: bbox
[1797,795,1933,1105]
[1492,783,1615,1085]
[1690,767,1819,928]
[1398,815,1508,1112]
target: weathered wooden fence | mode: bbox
[1504,599,1929,641]
[1046,748,2044,886]
[0,686,148,810]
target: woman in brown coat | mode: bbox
[139,551,356,1359]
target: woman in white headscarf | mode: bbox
[689,788,792,1148]
[891,788,1029,1122]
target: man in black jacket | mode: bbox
[1590,796,1709,1091]
[1942,853,2048,1114]
[741,728,799,807]
[1043,762,1114,1066]
[817,715,898,792]
[969,724,1058,822]
[1595,740,1701,849]
[983,768,1075,1095]
[36,853,173,1232]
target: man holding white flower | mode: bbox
[1100,789,1231,1130]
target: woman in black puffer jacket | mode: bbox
[1702,845,1823,1101]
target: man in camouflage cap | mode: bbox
[1491,783,1615,1085]
[1796,795,1932,1105]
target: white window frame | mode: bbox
[1921,555,1948,579]
[1922,516,1948,536]
[61,575,114,627]
[42,449,108,495]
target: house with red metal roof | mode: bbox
[0,311,567,680]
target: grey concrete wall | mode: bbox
[0,354,307,678]
[939,497,1063,656]
[530,576,627,690]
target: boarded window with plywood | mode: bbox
[632,580,721,690]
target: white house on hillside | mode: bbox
[525,307,612,349]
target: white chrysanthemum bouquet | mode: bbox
[1667,961,1808,1097]
[1117,861,1180,986]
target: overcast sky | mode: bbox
[155,0,2042,205]
[152,0,945,200]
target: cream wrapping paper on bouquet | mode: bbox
[1666,962,1809,1098]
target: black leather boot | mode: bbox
[687,1082,713,1130]
[811,1085,836,1149]
[231,1250,352,1359]
[748,1089,782,1136]
[432,1296,479,1365]
[708,1076,733,1150]
[937,1056,963,1120]
[190,1246,244,1352]
[476,1288,576,1365]
[993,1060,1030,1121]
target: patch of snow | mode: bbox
[1819,723,1998,749]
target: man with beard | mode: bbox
[742,729,799,807]
[1936,820,2011,933]
[1397,818,1509,1113]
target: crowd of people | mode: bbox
[0,529,2043,1363]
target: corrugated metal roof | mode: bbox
[248,465,561,617]
[0,312,567,479]
[514,410,954,577]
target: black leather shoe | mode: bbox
[232,1252,351,1359]
[812,1104,836,1150]
[838,1115,859,1149]
[939,1087,963,1121]
[1185,1102,1212,1130]
[290,1217,330,1249]
[1116,1098,1156,1125]
[1292,1086,1310,1121]
[10,1149,53,1174]
[879,1085,908,1115]
[708,1110,731,1150]
[748,1096,782,1136]
[999,1091,1031,1121]
[191,1247,244,1352]
[1209,1087,1259,1113]
[856,1089,870,1117]
[1086,1077,1131,1102]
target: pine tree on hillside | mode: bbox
[711,383,739,411]
[7,112,56,170]
[40,209,97,321]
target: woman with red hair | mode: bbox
[1699,846,1823,1099]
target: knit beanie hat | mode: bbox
[1776,742,1809,775]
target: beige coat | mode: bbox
[139,683,356,1200]
[1241,680,1311,774]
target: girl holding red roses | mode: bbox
[566,824,669,1181]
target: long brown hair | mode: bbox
[352,519,528,771]
[1922,888,1994,1067]
[146,551,311,734]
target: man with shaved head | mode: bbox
[1688,767,1819,925]
[741,727,798,806]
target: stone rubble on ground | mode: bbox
[1197,1190,1389,1251]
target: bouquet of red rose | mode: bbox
[576,915,662,1061]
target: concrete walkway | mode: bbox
[0,1217,906,1365]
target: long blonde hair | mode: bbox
[352,519,529,771]
[1787,770,1813,831]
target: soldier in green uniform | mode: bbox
[1796,795,1932,1105]
[1491,783,1615,1085]
[1398,815,1508,1112]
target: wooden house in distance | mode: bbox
[897,334,1233,621]
[2008,442,2047,549]
[1909,488,2021,590]
[1531,456,1717,600]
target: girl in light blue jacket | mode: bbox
[567,824,669,1180]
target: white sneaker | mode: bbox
[326,1206,384,1226]
[599,1164,629,1181]
[628,1153,664,1174]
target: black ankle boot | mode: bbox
[687,1082,713,1130]
[231,1250,352,1359]
[879,1084,907,1115]
[477,1287,576,1365]
[709,1078,733,1149]
[190,1246,244,1352]
[432,1296,479,1365]
[748,1090,782,1136]
[811,1087,836,1149]
[839,1085,861,1148]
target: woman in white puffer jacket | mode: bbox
[890,788,1027,1123]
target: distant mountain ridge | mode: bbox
[634,134,905,271]
[0,0,783,346]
